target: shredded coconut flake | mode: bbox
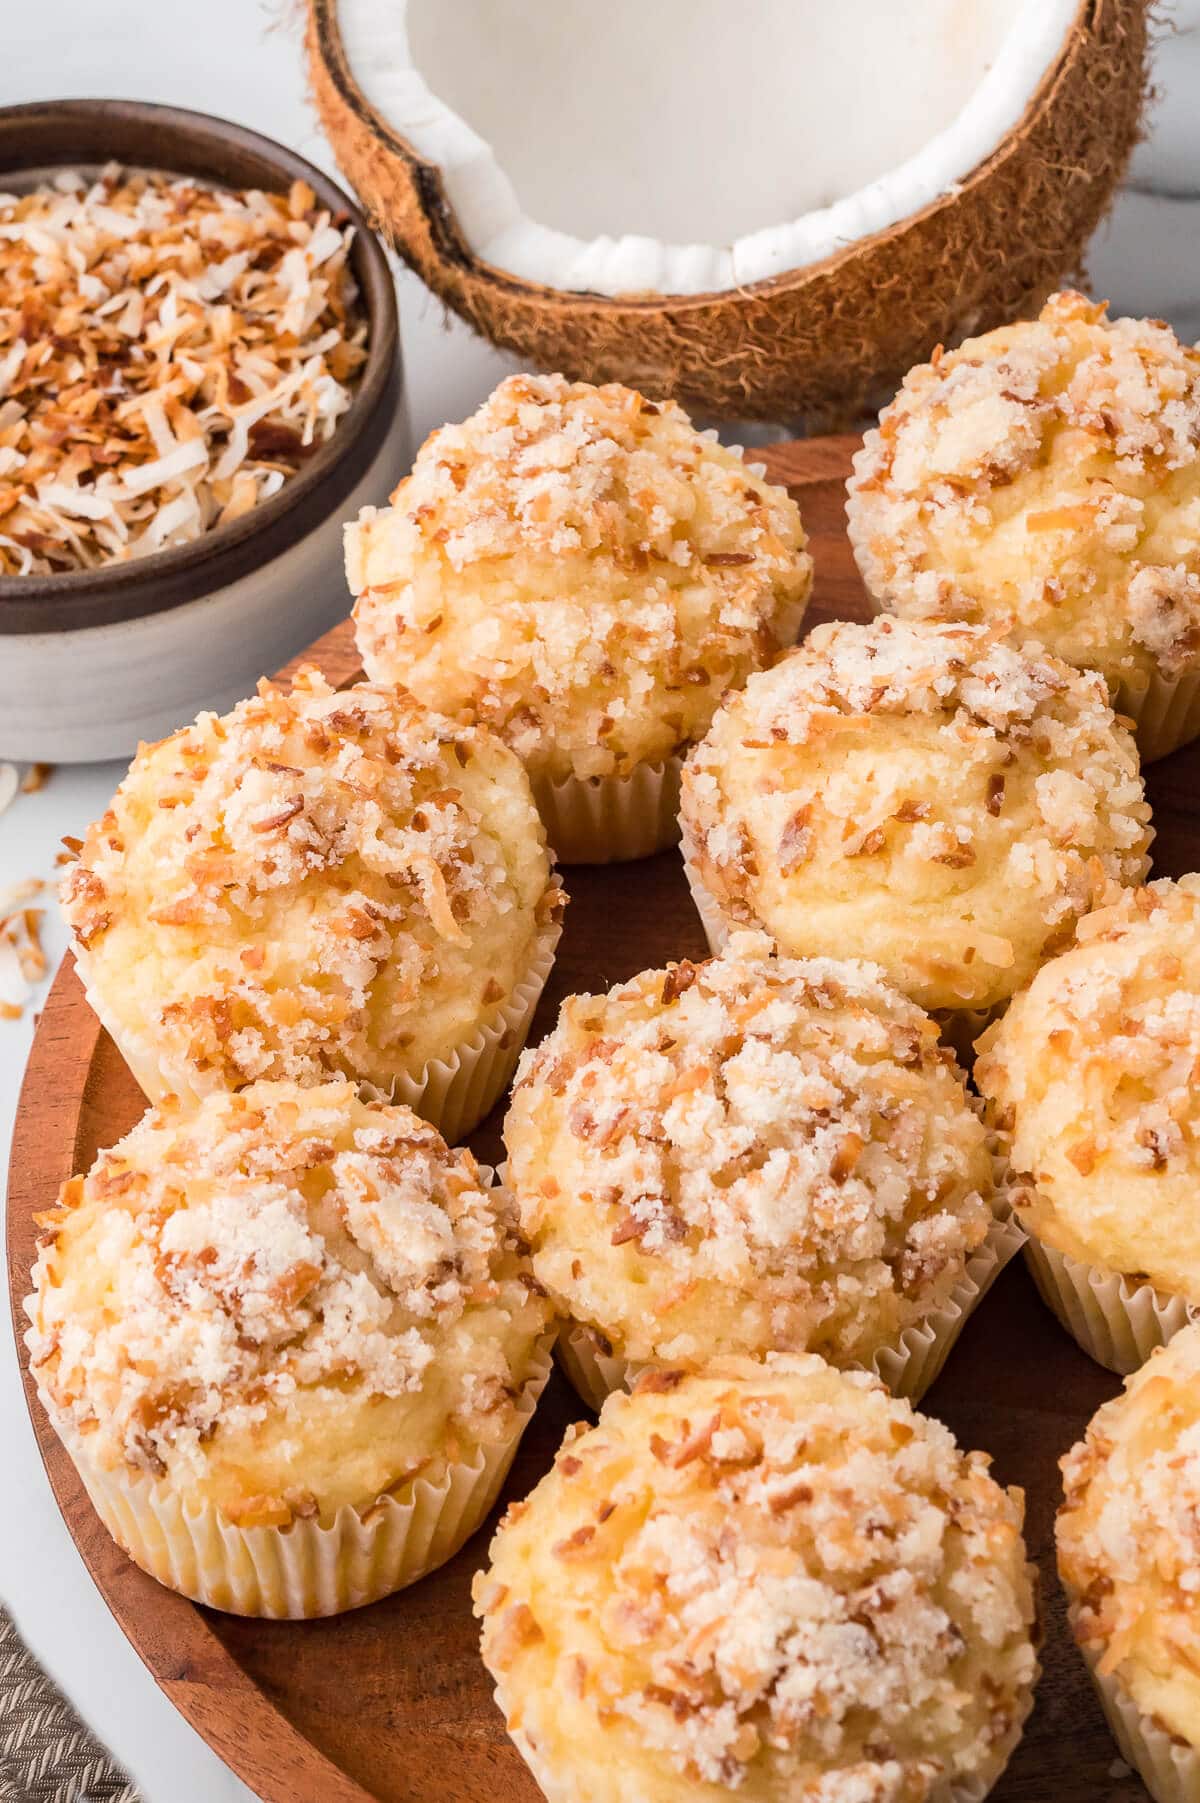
[1059,1324,1200,1749]
[680,616,1151,1013]
[508,932,999,1369]
[348,373,812,782]
[848,292,1200,683]
[0,165,366,574]
[24,1081,550,1504]
[478,1356,1037,1795]
[60,669,560,1094]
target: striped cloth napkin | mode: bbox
[0,1607,139,1802]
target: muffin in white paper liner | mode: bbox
[45,1334,553,1619]
[73,908,562,1144]
[60,669,564,1143]
[1069,1610,1200,1803]
[557,1207,1026,1412]
[349,375,814,866]
[845,292,1200,770]
[508,933,1019,1429]
[678,619,1151,1050]
[1023,1232,1197,1375]
[25,1088,558,1621]
[479,1356,1039,1803]
[531,756,682,866]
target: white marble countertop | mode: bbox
[2,4,1198,1797]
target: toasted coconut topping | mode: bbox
[0,875,49,1021]
[1058,1323,1200,1750]
[976,876,1200,1293]
[506,931,998,1370]
[61,668,559,1095]
[0,165,365,575]
[680,617,1151,1014]
[24,1081,551,1503]
[20,762,52,793]
[847,293,1200,682]
[349,374,812,783]
[476,1355,1037,1796]
[0,763,16,819]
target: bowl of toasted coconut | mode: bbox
[0,99,410,761]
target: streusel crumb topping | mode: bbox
[977,876,1200,1294]
[349,374,812,783]
[61,668,561,1095]
[506,932,998,1371]
[680,617,1151,1014]
[1058,1323,1200,1750]
[25,1081,551,1518]
[848,292,1200,683]
[476,1356,1037,1799]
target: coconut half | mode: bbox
[308,0,1149,421]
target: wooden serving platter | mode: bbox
[11,434,1200,1803]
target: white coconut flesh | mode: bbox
[335,0,1084,298]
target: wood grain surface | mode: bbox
[11,433,1191,1803]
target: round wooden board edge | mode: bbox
[4,432,860,1803]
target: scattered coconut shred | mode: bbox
[0,878,48,1021]
[0,165,366,574]
[0,763,54,1020]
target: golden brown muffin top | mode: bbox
[61,668,560,1093]
[1059,1322,1200,1749]
[26,1081,552,1520]
[977,876,1200,1294]
[349,374,812,783]
[848,292,1200,685]
[477,1356,1037,1800]
[506,932,997,1371]
[680,616,1151,1013]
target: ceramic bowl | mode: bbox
[0,99,411,762]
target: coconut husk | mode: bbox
[307,0,1150,425]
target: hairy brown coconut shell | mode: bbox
[307,0,1150,424]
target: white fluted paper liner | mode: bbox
[1069,1605,1200,1803]
[72,908,561,1143]
[532,757,682,866]
[1113,664,1200,766]
[44,1334,553,1619]
[1023,1232,1197,1375]
[555,1323,633,1413]
[487,1675,1027,1803]
[935,1003,1006,1066]
[682,846,1004,1064]
[680,838,732,956]
[558,1209,1025,1412]
[532,585,812,868]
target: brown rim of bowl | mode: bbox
[0,98,402,637]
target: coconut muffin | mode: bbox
[61,668,564,1138]
[679,617,1152,1020]
[976,876,1200,1372]
[505,932,1014,1406]
[347,373,812,860]
[1058,1322,1200,1794]
[475,1355,1039,1803]
[24,1080,554,1615]
[847,292,1200,759]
